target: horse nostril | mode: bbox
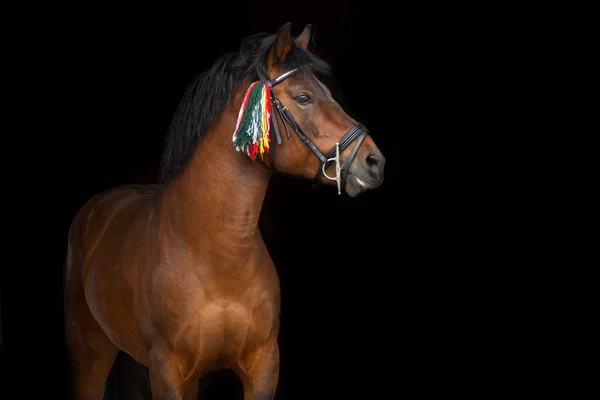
[366,154,384,171]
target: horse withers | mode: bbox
[65,22,385,399]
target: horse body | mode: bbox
[67,108,281,398]
[65,23,385,399]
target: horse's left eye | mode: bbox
[294,93,312,105]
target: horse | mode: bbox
[64,22,385,399]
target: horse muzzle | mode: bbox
[343,148,385,197]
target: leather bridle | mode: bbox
[256,65,369,194]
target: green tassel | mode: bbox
[233,82,264,158]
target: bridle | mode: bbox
[256,65,369,195]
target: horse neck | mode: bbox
[160,96,271,258]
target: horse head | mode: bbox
[233,22,385,197]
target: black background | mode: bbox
[1,1,548,399]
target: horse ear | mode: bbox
[268,22,293,67]
[296,24,314,50]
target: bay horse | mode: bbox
[65,22,385,399]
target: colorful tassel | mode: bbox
[232,81,272,160]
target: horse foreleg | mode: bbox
[238,339,280,400]
[65,307,119,400]
[148,346,186,400]
[65,247,119,399]
[182,379,199,400]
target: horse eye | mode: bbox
[294,93,312,105]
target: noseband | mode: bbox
[256,66,369,194]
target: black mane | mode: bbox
[158,32,331,185]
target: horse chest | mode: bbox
[182,298,277,369]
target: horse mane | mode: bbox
[158,31,331,186]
